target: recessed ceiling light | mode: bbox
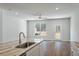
[56,8,59,10]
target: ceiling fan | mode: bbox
[31,12,47,20]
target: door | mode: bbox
[46,18,70,41]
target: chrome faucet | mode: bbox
[19,32,25,47]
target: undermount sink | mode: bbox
[16,42,35,48]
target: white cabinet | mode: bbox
[26,44,40,56]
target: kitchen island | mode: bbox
[0,40,72,56]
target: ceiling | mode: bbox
[0,3,79,19]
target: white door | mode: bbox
[46,18,70,41]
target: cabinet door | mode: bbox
[26,45,40,56]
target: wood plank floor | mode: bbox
[40,40,71,56]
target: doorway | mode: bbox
[46,18,70,41]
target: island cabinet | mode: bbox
[39,41,48,56]
[26,41,49,56]
[26,44,40,56]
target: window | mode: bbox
[41,23,46,31]
[55,25,61,39]
[35,23,47,36]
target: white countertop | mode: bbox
[0,40,43,56]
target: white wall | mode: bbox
[2,10,27,43]
[70,12,79,42]
[0,9,2,42]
